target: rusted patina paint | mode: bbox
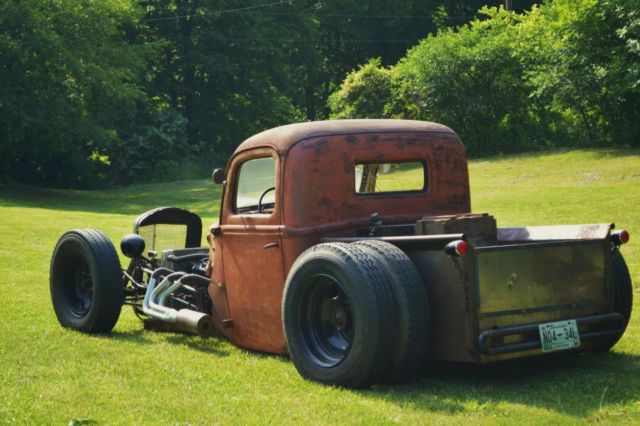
[209,120,471,353]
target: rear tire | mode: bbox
[594,248,633,352]
[353,240,430,380]
[282,243,396,388]
[50,229,123,333]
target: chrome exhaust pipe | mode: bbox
[175,309,214,337]
[142,271,214,336]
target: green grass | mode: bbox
[1,149,639,425]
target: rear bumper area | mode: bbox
[478,313,624,356]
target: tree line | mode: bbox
[6,0,614,188]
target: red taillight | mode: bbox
[620,230,630,244]
[445,240,468,257]
[611,230,630,246]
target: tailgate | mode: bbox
[474,239,617,359]
[476,240,610,320]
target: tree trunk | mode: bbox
[177,0,196,146]
[359,164,380,193]
[305,68,316,121]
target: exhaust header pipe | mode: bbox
[175,309,214,337]
[142,271,214,336]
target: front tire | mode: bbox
[282,243,396,388]
[50,229,123,333]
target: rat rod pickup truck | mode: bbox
[50,120,633,388]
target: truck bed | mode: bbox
[329,217,623,363]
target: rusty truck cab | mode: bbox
[210,120,471,353]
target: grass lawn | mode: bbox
[0,149,638,424]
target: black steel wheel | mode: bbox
[50,229,123,333]
[353,240,430,380]
[299,274,354,367]
[282,243,396,388]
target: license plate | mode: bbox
[538,320,580,352]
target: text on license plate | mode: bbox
[538,320,580,352]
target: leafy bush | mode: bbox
[517,0,640,147]
[328,59,394,119]
[329,0,640,155]
[391,8,533,155]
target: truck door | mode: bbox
[217,149,286,353]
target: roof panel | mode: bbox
[234,119,457,155]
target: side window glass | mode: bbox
[235,157,276,214]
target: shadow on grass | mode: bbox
[101,328,229,356]
[165,334,230,356]
[102,329,154,345]
[363,351,640,418]
[0,181,221,218]
[589,148,640,159]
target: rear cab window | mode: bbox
[355,161,426,194]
